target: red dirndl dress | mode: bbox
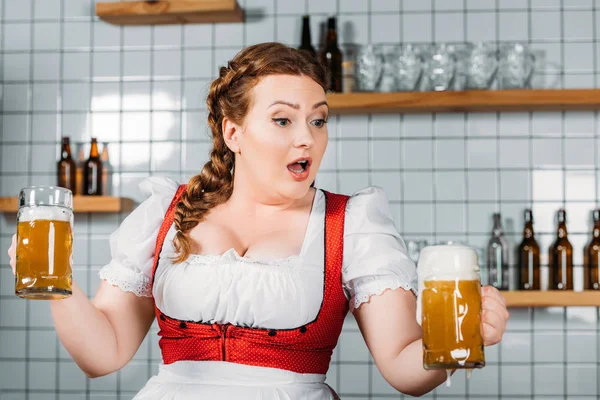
[141,184,351,399]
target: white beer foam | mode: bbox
[19,206,71,222]
[416,244,480,326]
[417,244,480,281]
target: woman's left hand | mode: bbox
[481,286,509,346]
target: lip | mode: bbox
[287,157,312,167]
[287,157,312,182]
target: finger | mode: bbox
[482,285,507,306]
[482,308,507,333]
[482,321,502,346]
[482,285,506,305]
[482,295,510,321]
[8,236,15,258]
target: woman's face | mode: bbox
[225,74,329,201]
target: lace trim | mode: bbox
[98,261,152,298]
[349,276,417,312]
[187,248,304,269]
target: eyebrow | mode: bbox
[312,101,329,110]
[268,100,329,110]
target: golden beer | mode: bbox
[421,279,484,369]
[16,187,73,300]
[417,245,485,370]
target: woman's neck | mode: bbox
[226,169,312,218]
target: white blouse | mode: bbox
[99,177,417,330]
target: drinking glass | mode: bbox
[355,44,384,92]
[417,244,485,370]
[497,42,536,89]
[452,42,498,90]
[389,44,425,91]
[15,186,73,300]
[420,44,457,91]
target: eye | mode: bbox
[272,118,291,127]
[311,118,328,128]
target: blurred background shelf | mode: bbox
[96,0,244,25]
[327,89,600,114]
[503,291,600,308]
[0,196,135,213]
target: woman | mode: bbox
[8,42,508,399]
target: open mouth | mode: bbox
[287,159,310,174]
[287,158,312,181]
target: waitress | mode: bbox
[8,42,509,399]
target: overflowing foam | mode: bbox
[19,206,72,222]
[417,244,480,281]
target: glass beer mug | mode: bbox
[15,186,73,299]
[417,244,485,370]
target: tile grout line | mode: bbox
[527,2,534,398]
[55,0,66,398]
[0,0,5,395]
[24,0,35,398]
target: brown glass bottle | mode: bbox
[83,138,103,196]
[549,209,573,290]
[57,137,77,192]
[299,15,316,58]
[586,209,600,290]
[518,209,540,290]
[319,17,343,93]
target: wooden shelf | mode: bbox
[327,89,600,114]
[0,196,135,213]
[503,291,600,308]
[96,0,243,25]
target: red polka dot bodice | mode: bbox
[151,185,350,375]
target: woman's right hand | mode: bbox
[7,234,16,275]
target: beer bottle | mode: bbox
[518,209,540,290]
[319,17,343,93]
[57,137,77,192]
[586,209,600,289]
[101,142,112,196]
[75,142,85,195]
[299,15,316,58]
[83,138,103,196]
[487,213,510,290]
[549,209,573,290]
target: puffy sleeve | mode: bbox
[98,177,179,297]
[342,187,418,311]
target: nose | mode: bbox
[294,124,315,149]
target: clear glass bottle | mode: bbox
[101,142,112,196]
[487,213,510,290]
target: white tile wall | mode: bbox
[1,0,600,399]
